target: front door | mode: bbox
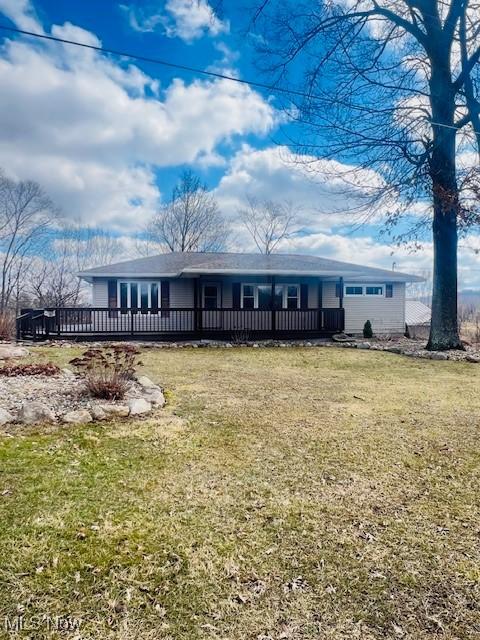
[202,283,221,329]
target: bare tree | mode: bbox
[246,0,480,350]
[407,269,433,305]
[147,170,228,252]
[239,195,298,254]
[29,226,124,307]
[0,171,56,313]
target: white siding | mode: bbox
[322,281,405,334]
[92,280,108,306]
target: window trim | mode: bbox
[365,285,384,297]
[344,284,364,297]
[240,283,301,309]
[117,280,161,312]
[344,284,386,298]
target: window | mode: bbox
[241,284,301,309]
[204,285,218,310]
[286,285,299,310]
[242,285,255,309]
[386,284,393,298]
[345,286,363,296]
[151,283,159,313]
[118,282,161,314]
[257,285,272,310]
[344,284,386,297]
[120,282,128,313]
[140,283,149,313]
[130,283,138,314]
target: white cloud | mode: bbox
[0,11,277,229]
[0,0,43,32]
[215,145,391,235]
[121,0,229,43]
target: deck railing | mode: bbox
[17,307,345,341]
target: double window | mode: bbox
[119,281,160,314]
[344,284,390,297]
[241,284,300,309]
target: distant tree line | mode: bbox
[0,168,298,318]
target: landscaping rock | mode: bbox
[61,368,76,378]
[128,398,152,416]
[99,404,130,418]
[62,409,93,424]
[385,347,402,354]
[332,333,351,343]
[357,342,371,349]
[19,401,56,424]
[430,352,449,361]
[143,388,165,407]
[137,375,157,390]
[91,405,107,421]
[0,346,29,360]
[0,408,14,426]
[466,355,480,363]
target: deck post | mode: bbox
[193,278,202,335]
[318,279,323,330]
[339,277,344,309]
[271,276,276,333]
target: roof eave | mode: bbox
[183,267,424,282]
[78,268,424,284]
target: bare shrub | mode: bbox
[231,329,251,345]
[0,362,60,377]
[0,313,14,341]
[70,345,142,400]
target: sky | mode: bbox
[0,0,480,288]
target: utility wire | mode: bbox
[0,23,479,137]
[0,24,307,99]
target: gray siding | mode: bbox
[90,276,405,335]
[322,281,405,334]
[170,278,194,307]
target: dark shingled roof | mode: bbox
[78,252,423,282]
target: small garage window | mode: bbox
[366,285,383,296]
[345,285,363,296]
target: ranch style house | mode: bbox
[17,252,423,341]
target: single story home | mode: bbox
[17,252,423,340]
[405,299,431,339]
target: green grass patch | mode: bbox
[0,346,479,638]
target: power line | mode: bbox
[0,24,307,99]
[0,23,479,137]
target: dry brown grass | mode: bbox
[0,345,479,639]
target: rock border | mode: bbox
[34,337,480,363]
[0,374,165,428]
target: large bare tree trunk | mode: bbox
[428,199,462,349]
[427,61,463,350]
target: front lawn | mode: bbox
[1,346,479,639]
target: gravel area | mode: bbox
[0,365,165,428]
[0,371,147,415]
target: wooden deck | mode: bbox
[17,307,345,341]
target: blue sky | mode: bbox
[0,0,479,287]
